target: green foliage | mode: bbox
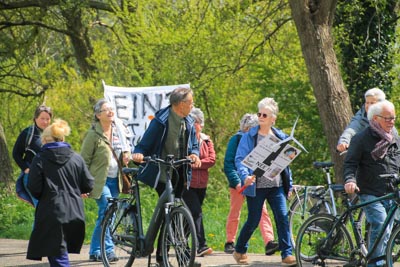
[0,186,34,239]
[334,0,398,109]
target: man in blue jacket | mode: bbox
[132,87,201,266]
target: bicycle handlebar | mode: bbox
[122,167,139,175]
[143,155,194,167]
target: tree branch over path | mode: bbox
[0,0,114,12]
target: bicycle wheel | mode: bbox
[295,213,354,266]
[161,206,196,267]
[386,222,400,266]
[101,200,138,267]
[289,193,330,249]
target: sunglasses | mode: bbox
[257,112,269,118]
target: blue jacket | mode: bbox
[224,131,244,189]
[133,106,199,188]
[337,105,369,146]
[235,125,293,197]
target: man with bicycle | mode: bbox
[132,87,201,267]
[344,100,400,267]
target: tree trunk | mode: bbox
[0,122,13,190]
[289,0,353,183]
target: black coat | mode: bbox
[344,127,400,197]
[27,142,94,260]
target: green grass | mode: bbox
[0,178,272,254]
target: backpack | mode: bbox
[24,125,36,156]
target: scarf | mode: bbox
[369,120,393,161]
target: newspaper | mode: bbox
[242,134,301,180]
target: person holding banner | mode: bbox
[132,87,201,266]
[81,99,131,262]
[233,97,296,266]
[223,113,279,256]
[13,104,53,207]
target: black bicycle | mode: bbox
[100,155,197,267]
[295,173,400,266]
[288,161,366,252]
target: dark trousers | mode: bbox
[182,187,207,248]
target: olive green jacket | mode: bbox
[80,122,123,199]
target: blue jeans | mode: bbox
[359,194,393,267]
[23,173,39,207]
[235,186,292,259]
[48,251,69,267]
[89,177,119,256]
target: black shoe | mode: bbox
[90,253,119,262]
[224,242,235,254]
[197,246,213,257]
[265,241,279,255]
[89,254,102,262]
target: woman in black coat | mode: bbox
[27,119,94,267]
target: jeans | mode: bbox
[89,177,119,256]
[226,187,274,244]
[235,186,292,259]
[48,251,69,267]
[359,194,393,267]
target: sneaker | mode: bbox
[233,251,248,265]
[265,240,279,255]
[197,246,213,257]
[282,255,296,266]
[89,254,102,262]
[224,242,235,254]
[107,252,119,262]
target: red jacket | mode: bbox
[190,133,216,188]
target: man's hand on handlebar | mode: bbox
[188,154,201,168]
[132,153,144,163]
[344,182,359,194]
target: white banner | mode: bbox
[102,80,190,149]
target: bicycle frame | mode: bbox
[328,190,399,261]
[133,161,181,257]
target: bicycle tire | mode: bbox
[385,220,400,266]
[161,206,196,267]
[295,213,354,266]
[101,200,138,267]
[289,193,331,249]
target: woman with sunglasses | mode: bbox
[13,104,53,207]
[223,113,279,256]
[233,97,296,266]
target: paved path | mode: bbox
[0,239,283,267]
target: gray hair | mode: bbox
[365,87,385,101]
[93,98,110,122]
[190,107,204,127]
[239,113,258,132]
[257,97,279,117]
[169,87,193,105]
[367,100,395,120]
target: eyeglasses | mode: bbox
[100,107,114,113]
[183,100,195,107]
[257,113,269,118]
[377,115,396,122]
